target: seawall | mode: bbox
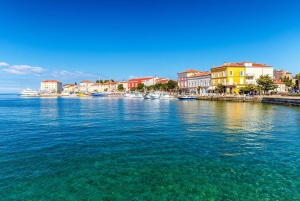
[195,95,300,106]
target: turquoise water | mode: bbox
[1,95,300,200]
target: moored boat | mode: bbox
[160,94,173,99]
[178,96,196,100]
[91,92,108,97]
[19,88,39,97]
[150,91,160,99]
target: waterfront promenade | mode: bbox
[196,94,300,106]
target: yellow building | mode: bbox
[210,62,246,94]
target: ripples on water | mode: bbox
[0,95,300,200]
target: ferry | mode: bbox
[19,88,39,97]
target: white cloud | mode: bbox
[2,65,47,75]
[0,62,9,67]
[50,70,97,78]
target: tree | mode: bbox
[103,79,114,83]
[160,83,168,91]
[137,83,145,92]
[295,73,300,90]
[96,79,103,83]
[281,76,293,88]
[117,84,124,91]
[167,80,178,89]
[239,84,258,94]
[256,75,277,94]
[197,86,202,94]
[215,83,226,93]
[130,87,136,92]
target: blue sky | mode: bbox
[1,0,300,92]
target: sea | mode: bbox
[0,94,300,200]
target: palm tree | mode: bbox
[197,86,202,95]
[295,73,300,91]
[215,84,226,94]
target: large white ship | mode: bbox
[19,88,39,97]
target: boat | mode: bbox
[122,93,131,98]
[91,92,108,97]
[178,96,196,100]
[134,92,144,98]
[143,93,151,99]
[160,94,173,99]
[19,88,39,97]
[150,91,160,99]
[129,92,143,98]
[77,93,85,97]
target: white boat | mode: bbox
[19,88,39,97]
[160,94,173,99]
[143,93,151,99]
[134,92,144,98]
[122,93,131,98]
[150,91,160,99]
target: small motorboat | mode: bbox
[178,96,196,100]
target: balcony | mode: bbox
[225,82,237,86]
[246,73,255,79]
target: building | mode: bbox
[274,80,286,92]
[244,62,273,85]
[155,78,169,84]
[211,61,273,94]
[187,72,211,94]
[274,69,293,80]
[127,77,153,90]
[63,84,78,93]
[177,69,202,89]
[40,80,63,93]
[102,81,117,92]
[79,80,94,92]
[117,81,128,91]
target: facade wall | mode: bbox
[40,80,62,93]
[187,75,211,94]
[177,71,201,88]
[246,67,273,85]
[211,65,246,93]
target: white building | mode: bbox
[187,72,211,94]
[63,84,78,93]
[117,81,128,91]
[142,77,156,86]
[79,80,94,92]
[40,80,63,93]
[177,69,202,89]
[244,62,274,85]
[274,80,286,92]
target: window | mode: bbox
[223,71,226,76]
[240,78,244,84]
[240,71,244,76]
[218,72,220,77]
[230,71,233,76]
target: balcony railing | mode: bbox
[225,82,237,86]
[246,73,255,78]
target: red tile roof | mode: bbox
[64,84,76,86]
[274,80,285,84]
[213,61,272,69]
[80,80,93,83]
[189,72,211,77]
[178,69,201,74]
[42,80,62,83]
[128,77,153,81]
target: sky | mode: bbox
[1,0,300,92]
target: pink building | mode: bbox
[177,69,202,89]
